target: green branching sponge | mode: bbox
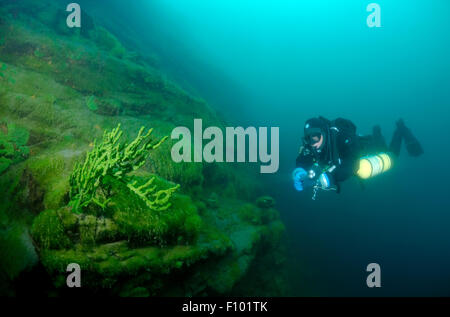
[69,124,179,213]
[127,178,180,211]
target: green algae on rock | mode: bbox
[0,121,30,175]
[32,198,286,296]
[31,209,71,250]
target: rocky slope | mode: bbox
[0,0,287,296]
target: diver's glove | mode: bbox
[293,167,314,191]
[292,168,307,191]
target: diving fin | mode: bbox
[396,119,424,157]
[389,125,403,157]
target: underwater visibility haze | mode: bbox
[0,0,450,297]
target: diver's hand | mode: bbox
[292,168,308,191]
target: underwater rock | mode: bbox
[58,206,78,231]
[25,153,71,211]
[0,157,11,175]
[119,286,149,297]
[205,192,219,209]
[95,217,119,243]
[92,27,127,59]
[79,215,97,247]
[256,196,275,209]
[29,195,286,296]
[238,203,262,225]
[85,95,122,116]
[0,224,39,295]
[17,168,45,214]
[31,210,71,250]
[80,10,96,38]
[0,121,30,175]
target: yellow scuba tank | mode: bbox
[357,153,393,179]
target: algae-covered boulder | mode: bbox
[113,190,203,247]
[256,195,276,209]
[31,209,71,250]
[0,121,30,174]
[85,95,122,116]
[31,198,286,296]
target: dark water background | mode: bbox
[73,0,450,296]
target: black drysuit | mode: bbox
[296,117,361,184]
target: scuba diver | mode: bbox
[293,116,423,200]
